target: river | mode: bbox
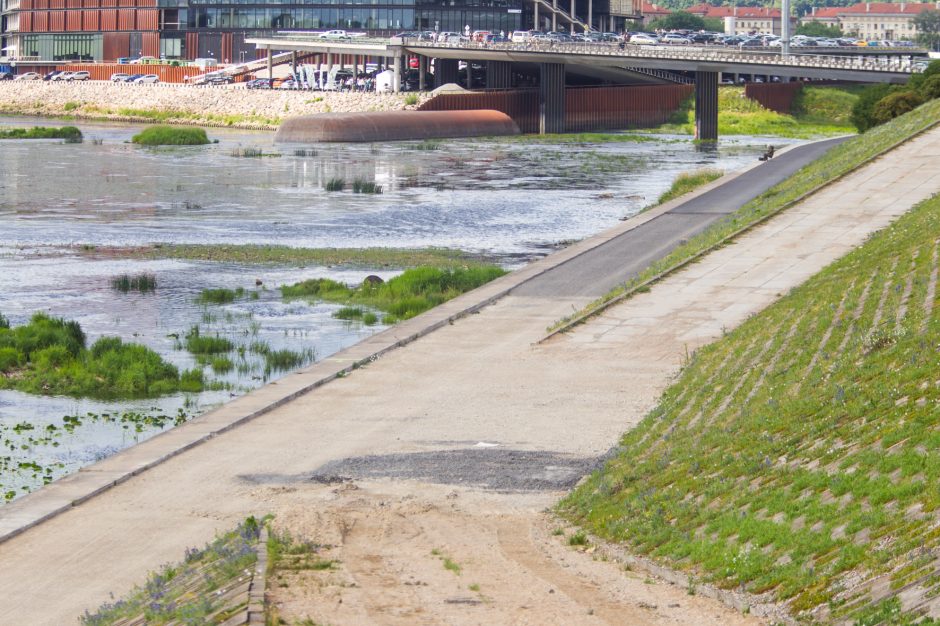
[0,115,795,500]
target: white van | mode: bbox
[511,30,535,43]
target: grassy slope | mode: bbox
[657,86,858,138]
[551,97,940,333]
[561,154,940,620]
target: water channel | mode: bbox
[0,115,797,500]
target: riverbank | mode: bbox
[0,81,429,129]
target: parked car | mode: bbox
[14,72,41,80]
[123,73,144,82]
[130,56,157,64]
[319,30,350,40]
[246,77,273,89]
[0,71,13,81]
[132,74,159,83]
[203,72,233,85]
[628,33,658,45]
[739,38,764,48]
[110,72,130,82]
[69,71,90,81]
[52,71,74,81]
[116,56,138,64]
[42,70,62,81]
[661,33,692,44]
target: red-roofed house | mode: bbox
[801,2,939,40]
[640,0,673,21]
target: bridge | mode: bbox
[246,34,921,139]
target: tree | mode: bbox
[648,11,708,31]
[850,83,896,132]
[872,90,924,125]
[796,22,843,37]
[914,9,940,50]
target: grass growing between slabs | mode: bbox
[281,265,507,324]
[550,96,940,334]
[560,192,940,622]
[0,313,202,398]
[81,516,264,625]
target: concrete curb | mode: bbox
[0,136,843,546]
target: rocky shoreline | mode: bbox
[0,81,431,130]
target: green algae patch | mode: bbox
[282,265,507,324]
[131,125,210,146]
[0,313,202,398]
[560,191,940,622]
[82,243,487,270]
[0,125,82,140]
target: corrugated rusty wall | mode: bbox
[63,62,205,82]
[419,84,693,134]
[744,82,803,114]
[566,84,693,132]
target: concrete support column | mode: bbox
[694,70,719,141]
[419,55,427,91]
[435,58,459,87]
[466,61,473,89]
[539,62,565,134]
[290,51,296,79]
[486,60,512,89]
[534,1,539,30]
[266,47,273,80]
[552,0,557,31]
[570,0,575,33]
[393,55,402,93]
[588,0,592,32]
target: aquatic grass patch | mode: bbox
[293,148,318,157]
[131,125,210,146]
[184,325,233,355]
[230,146,263,157]
[559,187,940,622]
[0,125,83,141]
[282,265,507,324]
[656,168,723,205]
[96,243,486,269]
[81,516,263,625]
[263,348,314,373]
[110,273,156,293]
[324,178,345,192]
[550,96,940,335]
[197,287,244,304]
[211,356,234,374]
[0,314,198,398]
[351,179,383,194]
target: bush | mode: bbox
[872,90,924,126]
[0,347,23,372]
[850,83,897,132]
[131,125,210,146]
[0,126,83,140]
[918,74,940,100]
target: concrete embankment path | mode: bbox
[2,130,939,624]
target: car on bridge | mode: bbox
[320,30,351,40]
[661,33,692,44]
[628,33,658,45]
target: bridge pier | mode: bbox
[419,55,428,91]
[695,70,719,141]
[486,61,512,89]
[435,58,459,87]
[539,62,565,134]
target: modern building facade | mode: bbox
[1,0,637,63]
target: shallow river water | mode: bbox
[0,115,797,500]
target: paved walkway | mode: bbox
[2,129,939,623]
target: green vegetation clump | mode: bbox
[184,325,233,355]
[85,243,484,269]
[657,168,723,205]
[197,287,239,304]
[853,60,940,132]
[561,192,940,622]
[81,517,262,625]
[661,87,855,138]
[324,178,345,192]
[110,273,156,293]
[351,179,383,194]
[0,125,82,140]
[553,96,940,333]
[131,125,210,146]
[0,314,198,398]
[282,266,507,324]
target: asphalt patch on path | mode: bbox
[239,448,612,492]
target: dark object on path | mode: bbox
[759,145,775,161]
[363,275,384,286]
[255,278,263,286]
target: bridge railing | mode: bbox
[405,40,919,74]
